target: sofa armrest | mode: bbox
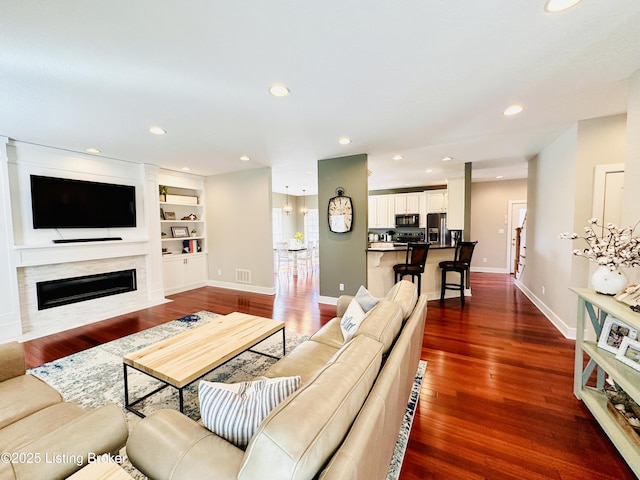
[11,403,128,480]
[127,409,244,480]
[336,295,355,317]
[0,342,26,383]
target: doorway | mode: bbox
[508,201,527,275]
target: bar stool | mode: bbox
[393,243,430,295]
[439,241,478,306]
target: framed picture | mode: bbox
[171,226,190,238]
[164,211,176,220]
[615,337,640,372]
[598,315,638,355]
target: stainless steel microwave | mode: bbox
[395,214,419,228]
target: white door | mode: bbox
[508,201,527,274]
[592,164,625,233]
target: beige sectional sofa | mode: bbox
[127,280,427,480]
[0,341,129,480]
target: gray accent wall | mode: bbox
[318,154,369,298]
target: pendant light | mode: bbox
[301,189,308,215]
[282,186,293,215]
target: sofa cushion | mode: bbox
[263,340,339,383]
[0,342,26,383]
[199,376,301,449]
[0,374,62,429]
[340,298,367,341]
[353,300,404,354]
[238,335,384,480]
[308,318,344,349]
[354,285,379,312]
[9,403,128,480]
[0,402,83,454]
[127,409,244,480]
[384,280,418,319]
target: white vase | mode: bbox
[591,265,628,295]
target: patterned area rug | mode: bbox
[29,311,425,479]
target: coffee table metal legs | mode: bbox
[248,328,286,359]
[123,326,286,418]
[124,363,173,418]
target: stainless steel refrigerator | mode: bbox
[426,213,451,245]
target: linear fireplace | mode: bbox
[36,269,137,310]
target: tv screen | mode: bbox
[30,175,137,229]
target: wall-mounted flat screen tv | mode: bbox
[30,175,137,229]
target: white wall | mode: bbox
[521,113,634,339]
[521,126,580,337]
[624,70,640,284]
[0,138,21,339]
[470,179,527,273]
[206,168,275,294]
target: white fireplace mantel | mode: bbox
[13,239,151,268]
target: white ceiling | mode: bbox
[2,1,640,196]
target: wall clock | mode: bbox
[327,187,353,233]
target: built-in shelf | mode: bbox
[159,180,208,294]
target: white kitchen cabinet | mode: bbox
[419,192,427,227]
[368,195,394,228]
[394,193,420,214]
[163,253,208,295]
[426,190,448,213]
[446,178,464,230]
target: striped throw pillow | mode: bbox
[199,376,301,449]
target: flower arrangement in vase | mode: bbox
[560,218,640,295]
[295,232,304,246]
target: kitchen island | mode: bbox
[367,243,463,300]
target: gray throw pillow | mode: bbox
[355,285,379,312]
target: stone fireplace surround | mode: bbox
[15,240,152,341]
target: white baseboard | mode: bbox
[318,295,338,306]
[207,280,276,296]
[471,266,509,274]
[515,280,576,339]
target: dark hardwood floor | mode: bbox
[23,272,636,479]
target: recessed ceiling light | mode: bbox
[149,126,166,135]
[338,136,351,145]
[544,0,582,12]
[182,167,191,172]
[496,175,504,179]
[239,155,250,161]
[502,105,524,116]
[425,169,433,173]
[269,84,290,97]
[442,156,453,162]
[392,155,403,161]
[85,148,101,154]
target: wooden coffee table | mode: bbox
[123,312,285,417]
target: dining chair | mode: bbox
[392,242,430,295]
[439,241,478,306]
[275,241,293,274]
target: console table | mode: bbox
[572,287,640,475]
